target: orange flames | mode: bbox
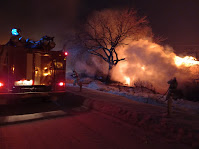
[174,56,199,67]
[122,56,199,86]
[111,39,199,92]
[124,76,131,86]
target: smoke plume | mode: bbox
[111,39,193,93]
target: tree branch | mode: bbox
[88,49,108,62]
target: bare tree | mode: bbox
[78,8,152,82]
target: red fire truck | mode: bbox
[0,29,67,93]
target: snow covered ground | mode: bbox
[66,81,199,148]
[67,79,199,114]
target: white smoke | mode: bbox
[111,39,192,93]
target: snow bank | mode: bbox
[81,81,199,114]
[81,92,198,147]
[66,82,199,147]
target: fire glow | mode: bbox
[174,56,199,67]
[111,39,198,92]
[124,77,131,86]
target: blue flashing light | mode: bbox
[11,28,19,36]
[19,37,22,40]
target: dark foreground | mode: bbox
[0,86,197,149]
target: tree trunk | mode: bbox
[106,73,111,84]
[106,63,113,84]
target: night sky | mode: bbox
[0,0,199,50]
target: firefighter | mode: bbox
[72,70,79,86]
[166,77,178,116]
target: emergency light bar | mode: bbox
[11,28,20,36]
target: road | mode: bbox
[0,110,189,149]
[0,88,192,149]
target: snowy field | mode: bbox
[67,79,199,114]
[67,79,199,147]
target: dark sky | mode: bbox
[0,0,199,50]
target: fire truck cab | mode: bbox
[0,29,67,93]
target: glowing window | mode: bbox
[54,62,63,69]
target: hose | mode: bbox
[157,88,169,101]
